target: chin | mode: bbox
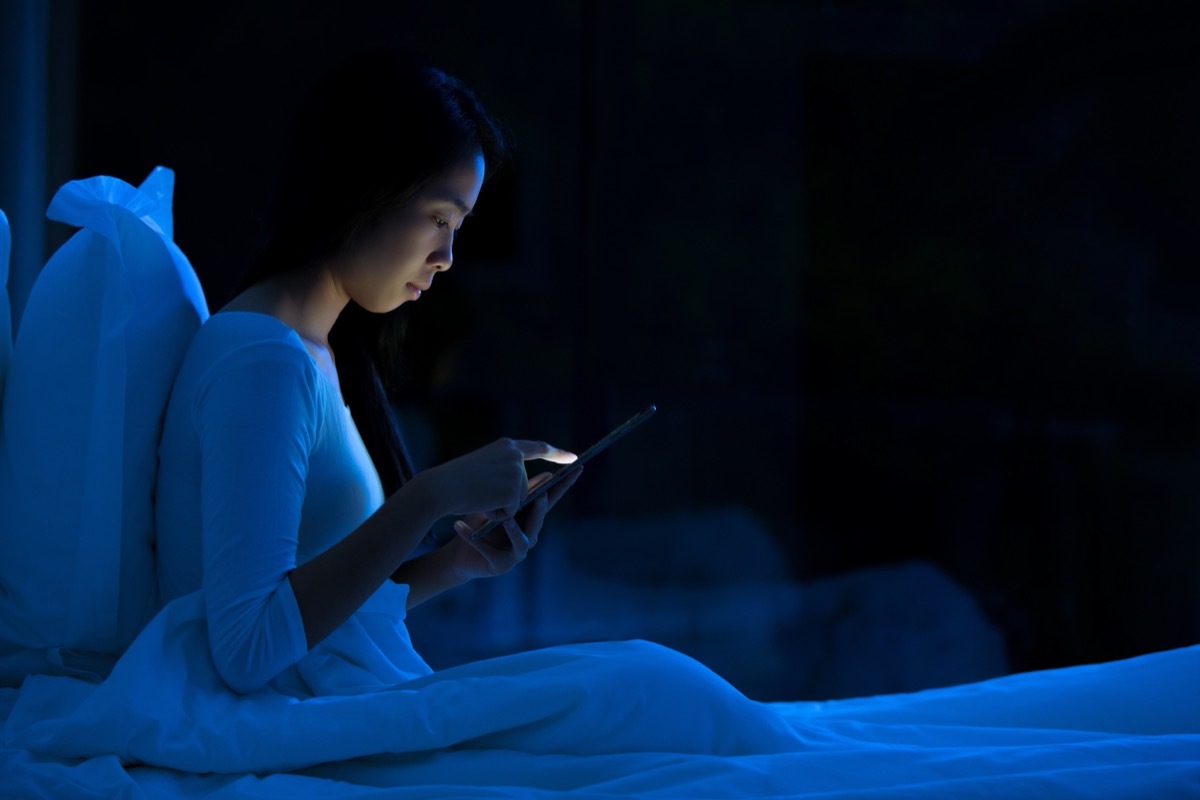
[356,295,406,315]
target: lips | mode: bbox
[407,282,429,298]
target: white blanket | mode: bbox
[3,589,1198,798]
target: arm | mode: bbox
[289,472,443,639]
[196,341,574,691]
[195,344,322,693]
[391,545,468,610]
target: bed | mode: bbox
[1,173,1197,798]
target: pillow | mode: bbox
[0,209,11,406]
[0,167,208,678]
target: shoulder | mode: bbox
[181,312,326,416]
[189,312,317,377]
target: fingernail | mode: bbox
[454,520,470,534]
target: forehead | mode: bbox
[419,152,486,211]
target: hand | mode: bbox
[443,465,584,581]
[421,438,576,520]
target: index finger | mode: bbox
[513,440,577,465]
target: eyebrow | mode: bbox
[433,195,473,215]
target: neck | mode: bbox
[224,265,348,348]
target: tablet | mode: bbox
[468,404,657,542]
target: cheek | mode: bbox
[352,236,416,284]
[374,223,431,265]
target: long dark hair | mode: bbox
[242,54,507,494]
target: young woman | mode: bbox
[153,56,582,693]
[5,57,809,768]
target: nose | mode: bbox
[429,231,454,271]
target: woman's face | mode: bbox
[336,151,486,313]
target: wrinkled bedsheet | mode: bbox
[2,590,1198,799]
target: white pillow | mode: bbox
[0,167,208,676]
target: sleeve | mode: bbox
[192,340,320,694]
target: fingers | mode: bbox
[516,493,549,544]
[454,513,489,536]
[527,471,554,492]
[456,516,509,552]
[485,503,521,523]
[511,439,577,465]
[501,516,531,555]
[544,465,583,509]
[449,438,583,533]
[507,465,584,539]
[466,517,531,555]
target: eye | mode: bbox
[433,216,450,229]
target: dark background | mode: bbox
[30,0,1200,674]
